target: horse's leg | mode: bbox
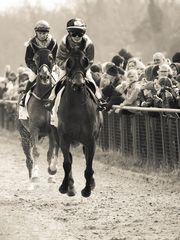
[59,139,76,196]
[17,120,33,179]
[47,130,59,183]
[48,129,58,175]
[81,141,96,197]
[30,127,40,182]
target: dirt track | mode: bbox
[0,130,180,240]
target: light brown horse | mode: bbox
[17,49,59,186]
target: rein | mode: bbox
[30,91,44,101]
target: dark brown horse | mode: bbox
[17,48,59,186]
[57,47,102,197]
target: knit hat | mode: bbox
[118,48,133,61]
[90,64,102,73]
[111,55,124,66]
[172,52,180,63]
[106,65,118,76]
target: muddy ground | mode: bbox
[0,130,180,240]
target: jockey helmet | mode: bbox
[34,20,50,32]
[66,18,86,33]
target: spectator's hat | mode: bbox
[111,55,124,66]
[90,64,102,73]
[106,65,118,76]
[172,52,180,63]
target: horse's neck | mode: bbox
[33,83,52,99]
[64,84,88,107]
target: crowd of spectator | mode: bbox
[90,49,180,112]
[0,64,30,101]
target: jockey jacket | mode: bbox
[25,35,58,74]
[56,34,94,70]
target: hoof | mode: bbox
[67,186,76,197]
[81,187,91,198]
[48,176,56,183]
[59,184,68,194]
[48,167,57,175]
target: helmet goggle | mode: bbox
[69,30,84,38]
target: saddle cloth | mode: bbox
[18,92,30,120]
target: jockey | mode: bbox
[44,18,106,111]
[19,20,58,106]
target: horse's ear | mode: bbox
[80,57,89,69]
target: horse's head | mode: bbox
[66,47,89,91]
[33,48,54,86]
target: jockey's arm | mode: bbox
[85,43,94,68]
[56,41,69,70]
[25,45,37,74]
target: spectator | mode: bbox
[170,62,180,82]
[157,77,175,108]
[172,52,180,63]
[3,71,18,100]
[100,65,119,89]
[157,64,172,79]
[139,82,162,107]
[90,64,102,87]
[145,52,166,81]
[118,48,133,69]
[115,69,140,111]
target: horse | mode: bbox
[57,47,102,197]
[17,48,59,185]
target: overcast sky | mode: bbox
[0,0,70,12]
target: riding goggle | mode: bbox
[70,32,84,38]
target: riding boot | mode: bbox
[97,98,107,111]
[19,80,35,107]
[94,87,107,111]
